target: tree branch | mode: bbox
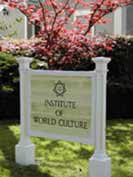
[83,0,106,35]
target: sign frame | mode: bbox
[15,56,111,177]
[27,70,96,145]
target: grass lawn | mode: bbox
[0,119,132,177]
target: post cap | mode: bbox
[17,56,33,64]
[92,57,111,72]
[92,57,111,64]
[17,56,33,70]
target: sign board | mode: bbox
[28,71,95,144]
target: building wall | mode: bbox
[94,5,133,36]
[27,23,34,38]
[0,8,26,38]
[126,4,133,35]
[0,3,132,39]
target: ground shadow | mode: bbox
[0,121,53,177]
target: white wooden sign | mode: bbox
[29,71,95,144]
[15,56,111,177]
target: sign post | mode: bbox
[89,57,111,177]
[16,56,111,177]
[15,57,35,165]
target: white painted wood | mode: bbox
[27,74,95,145]
[30,69,95,77]
[114,7,127,35]
[89,57,111,177]
[15,57,35,165]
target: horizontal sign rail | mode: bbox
[30,69,95,77]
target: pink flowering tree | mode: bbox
[1,0,130,69]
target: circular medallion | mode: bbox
[53,80,66,97]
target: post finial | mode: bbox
[17,57,33,71]
[92,57,111,72]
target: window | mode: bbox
[73,9,95,36]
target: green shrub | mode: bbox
[106,37,133,118]
[0,52,19,93]
[108,37,133,85]
[0,52,19,119]
[0,52,46,119]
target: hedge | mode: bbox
[0,36,133,119]
[107,37,133,118]
[0,52,19,119]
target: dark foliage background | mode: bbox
[107,37,133,118]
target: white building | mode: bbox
[0,3,34,39]
[0,3,133,39]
